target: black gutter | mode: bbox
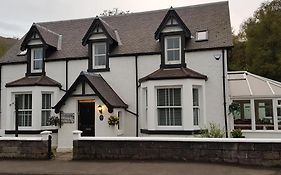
[222,49,228,138]
[135,55,139,137]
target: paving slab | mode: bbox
[0,160,279,175]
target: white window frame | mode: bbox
[92,42,106,69]
[31,47,43,73]
[196,31,208,41]
[165,36,181,65]
[41,93,53,127]
[156,86,182,129]
[192,87,200,127]
[15,93,32,128]
[117,110,124,136]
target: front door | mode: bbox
[78,101,95,136]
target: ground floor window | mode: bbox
[277,100,281,130]
[157,88,182,126]
[233,99,275,131]
[255,100,273,130]
[15,94,32,127]
[41,93,52,126]
[193,88,200,126]
[233,100,252,130]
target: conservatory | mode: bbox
[228,71,281,138]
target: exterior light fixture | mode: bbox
[214,54,221,60]
[98,105,104,121]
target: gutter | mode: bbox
[222,49,228,138]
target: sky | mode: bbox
[0,0,267,38]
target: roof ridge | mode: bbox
[36,1,228,25]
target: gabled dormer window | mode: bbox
[83,17,118,72]
[92,42,106,69]
[155,8,191,69]
[31,47,44,73]
[165,36,181,64]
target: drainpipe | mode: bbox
[135,55,139,137]
[222,49,228,138]
[65,59,69,91]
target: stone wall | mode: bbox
[73,137,281,167]
[0,131,52,159]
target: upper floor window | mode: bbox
[92,42,106,69]
[196,30,208,41]
[165,36,181,64]
[31,47,43,73]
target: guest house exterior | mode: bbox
[0,1,232,150]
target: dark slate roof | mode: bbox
[139,67,208,83]
[0,1,232,64]
[54,71,127,113]
[21,23,60,51]
[5,75,62,87]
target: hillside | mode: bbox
[0,36,18,58]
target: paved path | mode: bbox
[0,159,280,175]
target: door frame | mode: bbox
[78,99,95,136]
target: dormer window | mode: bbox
[165,36,181,64]
[31,47,43,73]
[196,30,208,41]
[92,42,107,69]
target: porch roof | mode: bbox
[53,71,128,113]
[228,71,281,98]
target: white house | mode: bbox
[0,2,233,151]
[228,71,281,138]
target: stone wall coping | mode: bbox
[0,137,42,141]
[77,137,281,143]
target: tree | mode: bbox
[229,0,281,81]
[100,8,130,16]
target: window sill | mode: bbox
[140,129,201,135]
[26,72,45,76]
[160,63,186,69]
[87,68,110,72]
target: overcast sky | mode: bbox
[0,0,266,38]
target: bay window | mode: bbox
[193,88,200,126]
[15,94,32,127]
[157,88,182,126]
[41,93,52,126]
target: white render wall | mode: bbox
[187,50,228,128]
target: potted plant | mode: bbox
[231,128,245,138]
[48,116,60,126]
[108,115,119,126]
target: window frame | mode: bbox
[41,93,53,127]
[31,47,44,73]
[156,86,183,129]
[192,87,200,126]
[92,42,107,69]
[164,36,181,65]
[196,30,208,41]
[88,40,110,72]
[15,93,32,128]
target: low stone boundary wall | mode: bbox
[0,131,52,159]
[72,131,281,167]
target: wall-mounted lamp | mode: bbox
[98,105,104,121]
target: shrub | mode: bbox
[231,129,245,138]
[200,123,225,138]
[108,115,119,126]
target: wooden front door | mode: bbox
[78,101,95,136]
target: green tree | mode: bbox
[0,36,17,58]
[229,0,281,81]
